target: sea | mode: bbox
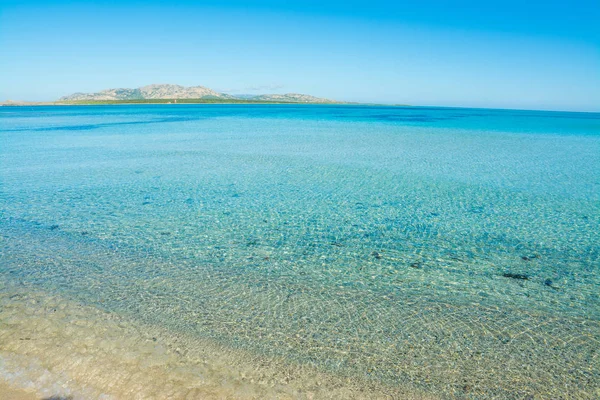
[1,105,599,399]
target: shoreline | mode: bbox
[0,280,433,400]
[1,217,598,399]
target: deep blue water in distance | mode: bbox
[1,105,599,399]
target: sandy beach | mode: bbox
[0,381,37,400]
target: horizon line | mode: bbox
[1,99,599,114]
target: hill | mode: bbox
[59,84,338,103]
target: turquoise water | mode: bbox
[1,105,599,399]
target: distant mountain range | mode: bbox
[59,84,339,103]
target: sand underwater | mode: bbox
[0,105,599,399]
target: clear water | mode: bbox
[1,105,599,399]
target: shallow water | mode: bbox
[1,105,599,399]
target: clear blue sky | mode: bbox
[1,0,599,111]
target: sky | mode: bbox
[1,0,599,111]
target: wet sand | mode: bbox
[0,280,434,400]
[0,381,37,400]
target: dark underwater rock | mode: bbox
[502,273,529,280]
[544,279,559,290]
